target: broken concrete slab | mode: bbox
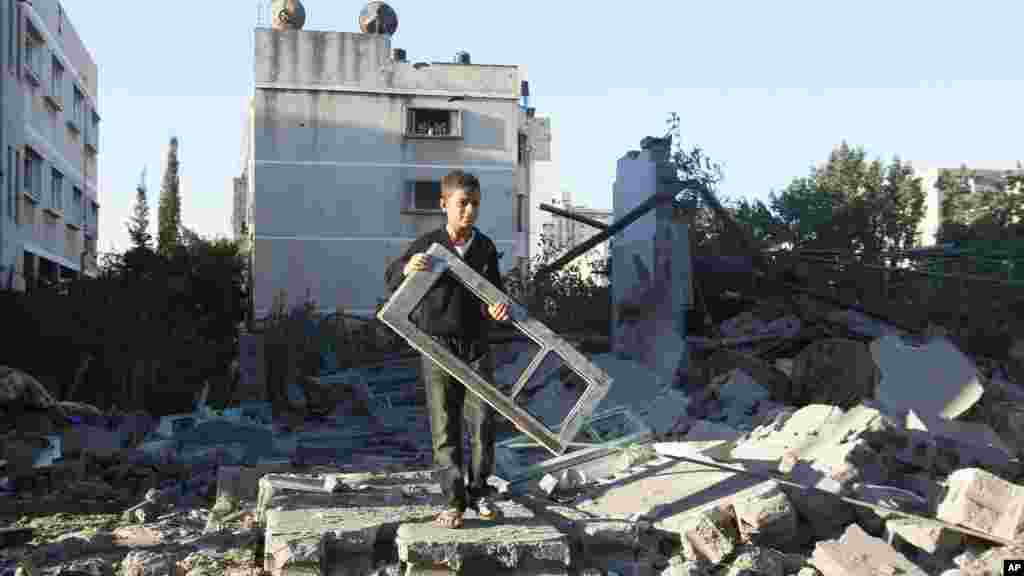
[396,499,572,573]
[402,562,569,575]
[871,335,985,420]
[810,523,927,576]
[669,505,741,566]
[728,404,845,467]
[884,517,963,561]
[905,409,1018,475]
[261,470,446,576]
[780,403,903,476]
[731,482,799,550]
[789,339,879,408]
[216,464,301,504]
[936,467,1024,542]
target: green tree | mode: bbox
[126,168,152,250]
[157,136,182,258]
[937,164,1024,243]
[768,142,925,258]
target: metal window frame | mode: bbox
[377,242,613,456]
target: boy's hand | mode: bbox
[483,302,510,322]
[403,253,431,276]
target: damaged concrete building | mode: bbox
[231,4,554,321]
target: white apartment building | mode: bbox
[231,7,548,319]
[0,0,100,291]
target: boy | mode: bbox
[385,170,510,529]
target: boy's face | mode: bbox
[441,187,480,233]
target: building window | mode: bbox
[23,148,42,201]
[6,147,12,220]
[70,86,84,131]
[24,25,43,84]
[86,110,99,153]
[88,201,98,240]
[406,108,461,138]
[48,56,63,108]
[516,195,525,233]
[51,169,63,212]
[518,133,528,165]
[405,180,442,212]
[72,187,82,225]
[8,0,14,68]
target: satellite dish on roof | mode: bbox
[271,0,306,30]
[359,2,398,36]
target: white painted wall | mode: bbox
[251,28,528,318]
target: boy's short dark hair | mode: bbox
[441,170,481,201]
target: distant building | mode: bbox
[0,0,100,291]
[913,161,1024,245]
[536,189,612,285]
[232,6,547,320]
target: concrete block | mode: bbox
[936,467,1024,541]
[872,335,984,420]
[810,523,927,576]
[729,404,845,467]
[732,482,798,549]
[403,560,570,575]
[395,499,572,572]
[217,464,297,503]
[783,463,855,540]
[884,517,963,559]
[262,470,445,576]
[672,506,740,566]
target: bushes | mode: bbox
[503,235,611,336]
[0,236,247,416]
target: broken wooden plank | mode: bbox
[377,243,614,456]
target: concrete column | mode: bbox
[611,136,689,389]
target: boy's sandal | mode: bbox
[476,497,500,520]
[435,507,464,529]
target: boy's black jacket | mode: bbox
[385,227,505,343]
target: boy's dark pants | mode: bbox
[422,336,496,513]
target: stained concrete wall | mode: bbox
[611,137,689,386]
[252,28,523,318]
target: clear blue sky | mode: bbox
[61,1,1024,254]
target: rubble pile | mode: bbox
[3,291,1024,576]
